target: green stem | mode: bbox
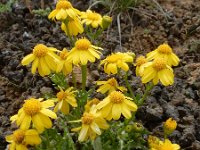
[62,120,76,150]
[81,65,87,92]
[72,70,77,88]
[138,82,154,106]
[124,72,136,100]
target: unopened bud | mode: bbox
[101,15,112,30]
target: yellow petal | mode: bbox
[121,103,131,119]
[21,54,35,65]
[41,100,55,108]
[112,104,121,120]
[142,66,156,83]
[25,129,41,145]
[5,135,13,142]
[91,122,101,135]
[32,114,44,133]
[96,98,110,110]
[124,99,137,111]
[40,109,57,119]
[78,125,89,142]
[20,114,31,130]
[38,113,52,128]
[31,58,39,74]
[61,100,70,114]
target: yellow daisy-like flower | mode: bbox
[100,52,133,74]
[67,38,103,65]
[135,55,148,76]
[96,77,127,94]
[164,118,177,135]
[48,0,80,21]
[54,87,77,114]
[84,98,100,112]
[6,129,41,150]
[96,91,137,120]
[21,44,60,77]
[71,106,109,142]
[81,10,102,28]
[10,98,57,133]
[56,48,72,75]
[146,43,180,66]
[141,58,174,86]
[159,139,180,150]
[61,17,84,36]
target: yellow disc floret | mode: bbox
[157,44,172,54]
[23,99,41,116]
[75,39,91,50]
[56,91,68,101]
[56,1,72,9]
[60,49,68,60]
[81,113,94,125]
[109,91,125,104]
[13,130,25,144]
[108,78,118,86]
[33,44,48,57]
[152,58,166,71]
[136,56,147,66]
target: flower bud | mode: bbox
[163,118,177,135]
[101,15,112,30]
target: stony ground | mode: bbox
[0,0,200,149]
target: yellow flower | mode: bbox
[10,98,57,133]
[164,118,177,135]
[67,38,103,65]
[61,17,84,36]
[96,91,137,120]
[159,139,180,150]
[6,129,41,150]
[21,44,60,77]
[141,58,174,86]
[56,48,73,75]
[96,77,127,94]
[54,87,77,114]
[146,43,180,66]
[71,106,109,142]
[135,56,147,76]
[84,98,100,112]
[81,10,102,28]
[48,0,80,21]
[100,52,133,74]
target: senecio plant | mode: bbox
[6,0,181,150]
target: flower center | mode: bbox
[157,44,172,54]
[81,113,94,125]
[13,130,25,144]
[106,54,121,63]
[152,58,166,71]
[56,91,68,101]
[87,12,101,21]
[56,1,72,9]
[33,44,48,57]
[109,91,125,104]
[108,78,117,87]
[23,99,41,116]
[75,39,91,50]
[60,49,68,60]
[136,56,147,66]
